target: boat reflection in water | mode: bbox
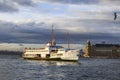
[49,61,79,66]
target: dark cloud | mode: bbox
[40,0,99,4]
[40,0,120,6]
[0,21,120,44]
[12,0,34,6]
[0,1,18,12]
[0,0,34,12]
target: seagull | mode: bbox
[114,12,117,20]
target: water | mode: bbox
[0,55,120,80]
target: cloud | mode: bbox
[0,21,51,43]
[12,0,34,6]
[38,0,120,6]
[0,0,120,44]
[100,0,120,6]
[0,0,34,12]
[0,20,120,44]
[0,1,18,12]
[38,0,99,5]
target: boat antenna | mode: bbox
[51,24,55,46]
[67,32,70,49]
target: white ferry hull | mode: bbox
[22,52,79,62]
[22,56,78,62]
[22,47,79,62]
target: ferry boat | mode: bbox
[22,26,79,62]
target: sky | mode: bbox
[0,0,120,46]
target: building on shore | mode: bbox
[84,40,91,58]
[84,40,120,58]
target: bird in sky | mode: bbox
[114,12,117,20]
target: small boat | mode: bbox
[22,25,79,62]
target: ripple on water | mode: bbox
[0,56,120,80]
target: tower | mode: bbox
[84,39,91,58]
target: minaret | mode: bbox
[51,25,55,46]
[84,39,91,58]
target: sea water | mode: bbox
[0,55,120,80]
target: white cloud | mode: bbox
[66,4,120,20]
[100,0,120,6]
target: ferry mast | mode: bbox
[51,25,55,46]
[67,32,70,49]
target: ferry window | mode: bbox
[37,54,41,57]
[46,54,50,58]
[57,54,63,56]
[59,50,64,51]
